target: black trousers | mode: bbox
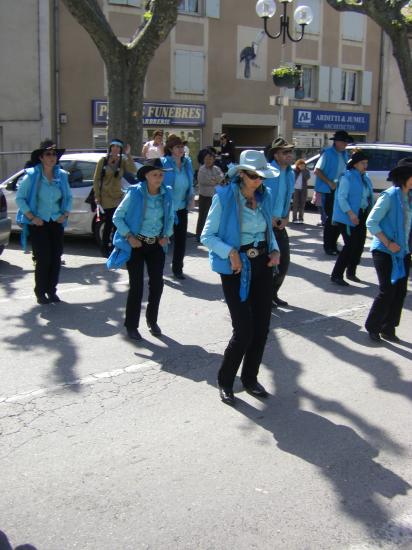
[196,195,212,239]
[322,191,340,252]
[172,208,188,275]
[365,251,411,334]
[29,221,64,297]
[102,207,116,257]
[125,243,165,330]
[272,227,290,298]
[218,254,273,389]
[331,210,368,279]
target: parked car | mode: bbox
[0,152,142,246]
[0,187,12,256]
[303,143,412,201]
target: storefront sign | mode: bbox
[92,100,205,127]
[293,109,369,132]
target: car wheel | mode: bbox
[0,245,4,256]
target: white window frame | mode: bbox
[178,0,202,15]
[294,66,316,100]
[108,0,140,6]
[340,70,358,103]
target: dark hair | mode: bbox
[153,129,164,138]
[392,174,410,188]
[164,133,183,156]
[198,146,217,165]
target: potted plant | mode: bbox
[271,65,302,88]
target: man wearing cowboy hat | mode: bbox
[265,137,295,307]
[314,130,353,255]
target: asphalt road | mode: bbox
[0,211,411,550]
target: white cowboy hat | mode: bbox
[227,150,279,179]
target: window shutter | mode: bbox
[190,52,205,93]
[175,51,191,92]
[330,68,342,102]
[341,12,364,41]
[318,66,330,102]
[205,0,220,18]
[361,71,372,106]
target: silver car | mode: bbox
[304,142,412,201]
[0,152,141,245]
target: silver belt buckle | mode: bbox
[146,237,156,244]
[246,247,259,259]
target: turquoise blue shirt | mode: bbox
[113,186,174,238]
[272,170,288,218]
[316,149,347,182]
[171,160,191,211]
[338,171,373,212]
[16,167,73,221]
[201,188,267,258]
[367,190,412,252]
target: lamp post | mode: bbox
[255,0,313,44]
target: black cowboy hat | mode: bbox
[30,139,65,165]
[330,130,354,143]
[387,157,412,182]
[347,149,369,169]
[137,158,171,181]
[269,136,295,155]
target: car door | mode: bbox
[59,160,97,236]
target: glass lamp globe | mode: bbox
[256,0,277,18]
[294,5,314,26]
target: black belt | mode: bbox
[136,234,159,245]
[239,241,267,259]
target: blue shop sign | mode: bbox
[92,100,205,127]
[293,109,369,132]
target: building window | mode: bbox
[175,50,205,94]
[341,70,358,102]
[341,12,365,41]
[178,0,200,14]
[295,66,315,100]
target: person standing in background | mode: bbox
[93,139,137,257]
[314,130,353,256]
[142,130,165,159]
[195,147,224,242]
[292,159,310,223]
[219,133,236,171]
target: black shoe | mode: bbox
[147,320,162,336]
[331,276,350,287]
[243,381,269,398]
[381,332,400,343]
[218,386,235,406]
[36,294,50,305]
[346,273,362,283]
[173,272,186,280]
[325,249,339,256]
[47,293,61,303]
[127,328,142,341]
[273,296,288,307]
[367,331,382,343]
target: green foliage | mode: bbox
[143,10,153,21]
[271,66,302,78]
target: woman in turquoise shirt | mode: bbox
[109,158,174,341]
[330,149,374,286]
[16,140,72,304]
[161,134,194,280]
[365,158,412,343]
[201,150,279,406]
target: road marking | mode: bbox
[0,360,158,404]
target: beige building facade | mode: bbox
[0,0,389,177]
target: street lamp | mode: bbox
[255,0,313,44]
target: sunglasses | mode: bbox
[43,151,57,157]
[243,171,262,180]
